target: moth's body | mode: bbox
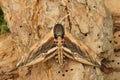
[53,24,65,65]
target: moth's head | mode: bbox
[53,24,65,39]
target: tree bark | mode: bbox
[0,0,113,80]
[101,0,120,80]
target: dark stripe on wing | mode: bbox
[32,37,56,59]
[63,37,89,58]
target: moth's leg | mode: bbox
[25,47,58,66]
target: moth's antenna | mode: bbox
[43,14,58,24]
[43,13,70,24]
[59,14,70,23]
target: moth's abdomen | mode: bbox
[53,24,65,39]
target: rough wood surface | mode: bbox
[102,19,120,80]
[0,0,113,80]
[105,0,120,16]
[98,1,120,80]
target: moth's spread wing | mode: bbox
[17,37,57,67]
[63,37,98,66]
[25,47,58,66]
[29,37,57,60]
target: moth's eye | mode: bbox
[61,39,64,43]
[54,39,58,43]
[54,34,58,39]
[54,41,57,43]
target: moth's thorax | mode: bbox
[54,37,64,45]
[58,37,63,47]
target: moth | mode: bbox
[17,24,101,67]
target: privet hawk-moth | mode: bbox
[17,24,101,67]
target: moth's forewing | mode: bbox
[26,37,58,66]
[17,31,58,67]
[63,37,89,58]
[30,37,56,59]
[63,37,96,66]
[25,48,58,67]
[63,31,101,66]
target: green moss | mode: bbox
[0,7,9,35]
